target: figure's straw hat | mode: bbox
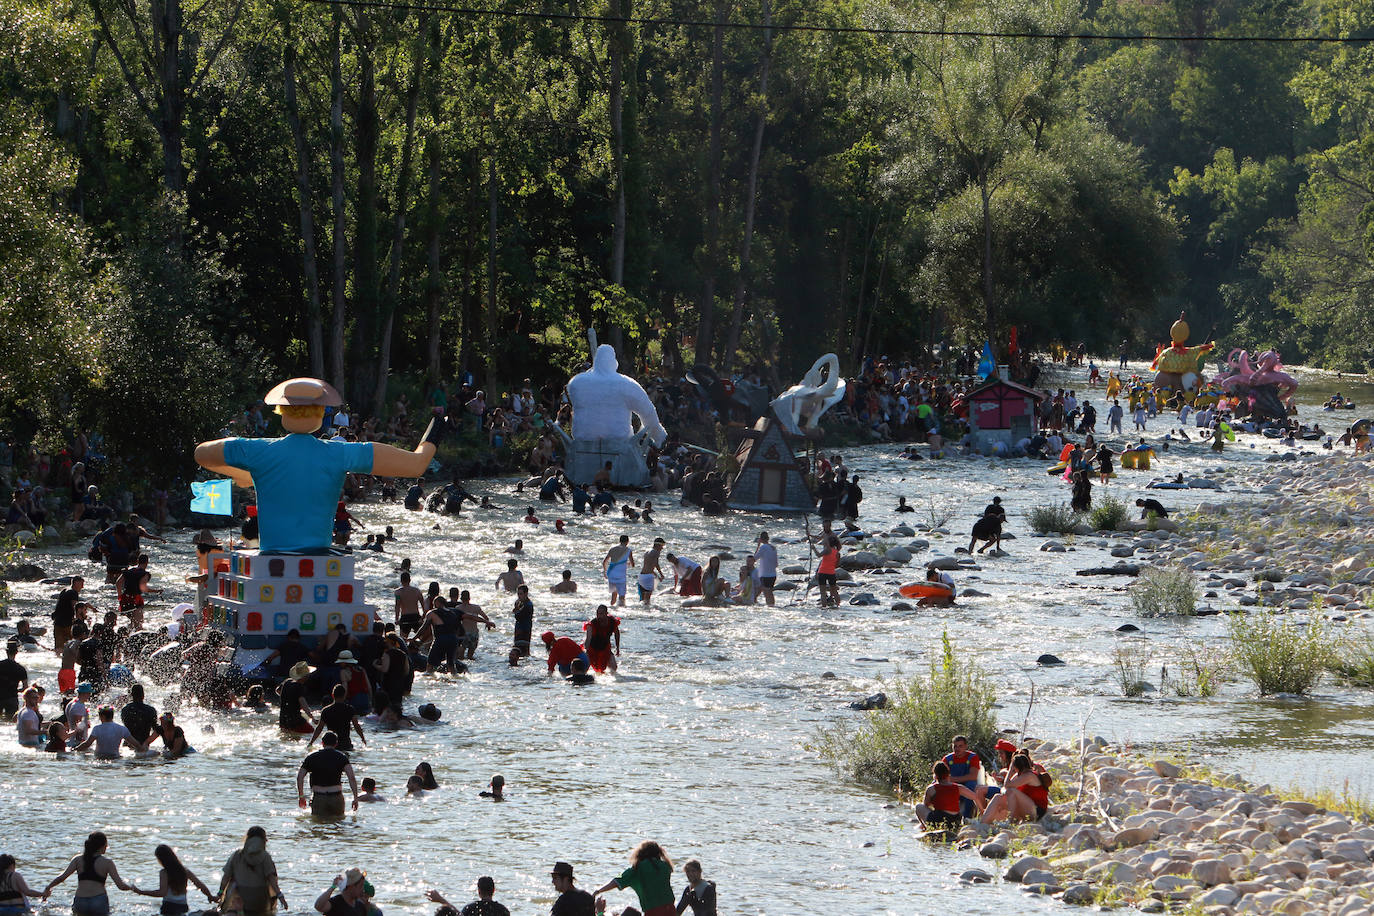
[264,378,342,407]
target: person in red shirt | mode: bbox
[581,606,621,674]
[920,760,983,831]
[979,752,1050,824]
[812,535,841,607]
[541,631,588,676]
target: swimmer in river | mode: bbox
[495,558,524,593]
[639,537,665,605]
[479,495,497,510]
[551,570,578,594]
[896,496,915,512]
[554,519,566,534]
[523,507,539,524]
[602,535,633,608]
[566,657,595,686]
[479,774,505,799]
[357,778,385,802]
[504,538,523,555]
[511,585,534,657]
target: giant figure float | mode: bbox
[1150,314,1214,395]
[557,344,668,488]
[192,378,439,663]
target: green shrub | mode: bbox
[1228,611,1333,695]
[812,632,997,793]
[1028,503,1080,535]
[1131,566,1198,617]
[1089,495,1130,531]
[1112,640,1153,697]
[1329,631,1374,688]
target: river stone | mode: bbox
[1116,623,1141,633]
[926,556,962,570]
[1111,824,1158,848]
[1086,861,1137,884]
[979,840,1008,859]
[890,524,916,537]
[0,563,46,581]
[1111,546,1136,558]
[1151,874,1195,893]
[1193,859,1232,886]
[883,547,913,564]
[781,565,806,575]
[839,551,882,570]
[1005,855,1051,882]
[1196,886,1239,907]
[891,601,914,611]
[1041,541,1066,552]
[1060,883,1095,905]
[959,868,992,884]
[1152,760,1182,778]
[1037,653,1065,666]
[907,538,931,551]
[1020,868,1057,888]
[848,593,879,606]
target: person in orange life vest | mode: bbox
[920,760,983,830]
[812,535,841,607]
[541,631,588,676]
[943,735,984,818]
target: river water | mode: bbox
[3,364,1373,915]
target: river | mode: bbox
[2,363,1373,914]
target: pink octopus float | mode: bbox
[1213,348,1298,420]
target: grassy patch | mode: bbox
[1112,640,1154,697]
[1330,631,1374,688]
[811,632,997,794]
[1028,503,1080,535]
[1166,642,1227,697]
[1228,611,1333,695]
[1275,778,1374,823]
[1130,565,1199,617]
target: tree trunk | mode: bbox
[607,0,628,361]
[152,0,185,196]
[485,155,498,389]
[981,178,996,346]
[371,24,426,416]
[350,11,380,405]
[283,21,325,379]
[694,9,728,367]
[423,19,445,388]
[328,7,348,393]
[833,218,850,354]
[721,2,772,376]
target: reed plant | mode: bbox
[1227,610,1332,695]
[812,632,996,793]
[1328,631,1374,688]
[1112,640,1153,697]
[1130,565,1198,617]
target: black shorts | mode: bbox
[927,809,961,830]
[818,573,837,587]
[760,576,776,588]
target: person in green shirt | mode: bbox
[591,842,675,916]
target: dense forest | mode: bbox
[4,0,1374,475]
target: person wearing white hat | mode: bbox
[194,378,446,554]
[314,866,366,914]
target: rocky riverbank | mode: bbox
[955,736,1374,915]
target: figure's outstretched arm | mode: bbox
[194,440,254,487]
[370,417,442,477]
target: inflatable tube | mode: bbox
[1046,461,1069,476]
[1262,428,1283,438]
[898,581,956,600]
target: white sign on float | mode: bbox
[558,344,668,488]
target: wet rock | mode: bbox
[1020,868,1058,888]
[848,692,886,710]
[0,563,46,582]
[979,840,1008,859]
[1111,546,1136,558]
[781,565,806,575]
[839,551,882,570]
[926,556,962,571]
[1037,654,1065,667]
[1005,855,1051,882]
[1060,883,1095,905]
[1116,624,1141,633]
[960,868,992,883]
[848,593,879,606]
[1041,541,1067,552]
[961,588,991,597]
[1076,564,1141,577]
[1152,760,1182,778]
[891,601,914,611]
[884,547,913,564]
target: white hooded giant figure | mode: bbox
[559,344,667,487]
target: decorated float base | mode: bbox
[202,548,380,673]
[556,430,652,488]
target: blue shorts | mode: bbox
[73,894,110,916]
[556,652,590,676]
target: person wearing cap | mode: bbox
[638,538,665,606]
[275,660,316,734]
[542,631,588,677]
[195,377,445,554]
[65,683,93,747]
[309,684,366,752]
[314,867,367,915]
[549,862,594,916]
[297,732,359,818]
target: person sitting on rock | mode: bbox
[979,751,1050,825]
[918,760,983,831]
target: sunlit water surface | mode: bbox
[3,364,1373,914]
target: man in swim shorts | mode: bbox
[602,535,632,607]
[394,572,424,637]
[638,538,665,605]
